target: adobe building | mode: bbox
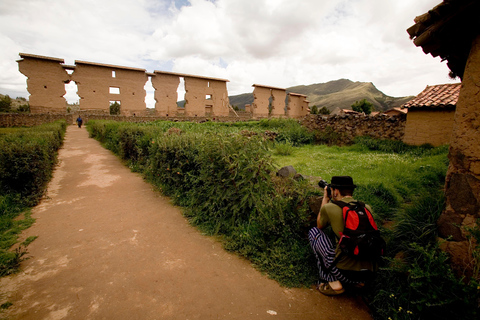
[72,60,148,116]
[17,53,71,113]
[408,0,480,278]
[402,83,461,146]
[286,93,309,118]
[252,84,287,118]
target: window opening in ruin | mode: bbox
[144,76,155,109]
[207,81,210,88]
[64,81,80,113]
[268,95,273,114]
[109,101,121,115]
[66,69,74,75]
[177,77,186,108]
[109,87,120,94]
[112,70,116,78]
[206,94,212,100]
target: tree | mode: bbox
[0,95,12,112]
[310,105,318,114]
[351,99,374,115]
[110,102,121,115]
[318,106,331,115]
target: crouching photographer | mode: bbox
[308,176,384,296]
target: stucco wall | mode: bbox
[17,55,70,113]
[403,109,455,146]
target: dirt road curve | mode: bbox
[0,125,372,320]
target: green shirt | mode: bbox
[319,197,375,272]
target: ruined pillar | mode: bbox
[438,34,480,276]
[72,61,147,115]
[17,53,70,113]
[210,80,230,117]
[270,88,286,117]
[252,85,272,118]
[151,72,180,116]
[287,93,309,118]
[184,76,209,117]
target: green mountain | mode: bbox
[229,79,413,112]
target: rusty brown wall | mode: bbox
[403,109,455,146]
[72,63,147,115]
[151,73,180,116]
[18,57,70,113]
[438,35,480,277]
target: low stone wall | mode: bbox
[0,113,75,127]
[301,113,407,144]
[0,112,256,127]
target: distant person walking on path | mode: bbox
[309,176,382,296]
[76,116,83,128]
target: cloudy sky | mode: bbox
[0,0,456,107]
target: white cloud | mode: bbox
[0,0,456,103]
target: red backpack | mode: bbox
[331,200,386,261]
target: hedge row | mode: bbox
[88,120,320,286]
[0,120,67,206]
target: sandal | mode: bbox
[317,282,345,296]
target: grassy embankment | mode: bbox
[86,118,478,320]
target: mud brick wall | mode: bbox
[403,109,455,146]
[301,113,407,144]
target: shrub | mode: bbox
[0,121,66,276]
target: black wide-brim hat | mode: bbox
[330,176,356,189]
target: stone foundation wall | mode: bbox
[301,113,407,144]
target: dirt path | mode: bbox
[0,125,372,320]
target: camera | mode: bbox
[318,179,332,198]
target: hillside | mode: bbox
[229,79,413,112]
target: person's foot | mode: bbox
[317,282,345,296]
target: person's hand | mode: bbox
[321,186,330,207]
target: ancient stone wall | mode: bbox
[301,113,406,144]
[17,54,70,113]
[403,109,455,146]
[72,61,147,115]
[17,53,230,118]
[287,93,309,118]
[151,72,180,116]
[252,86,272,117]
[209,80,230,117]
[438,35,480,278]
[270,88,286,117]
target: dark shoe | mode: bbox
[317,282,345,296]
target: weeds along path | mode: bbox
[0,125,372,320]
